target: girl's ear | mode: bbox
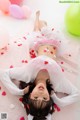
[24,86,29,94]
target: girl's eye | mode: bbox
[34,97,38,99]
[43,97,47,100]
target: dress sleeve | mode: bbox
[0,66,28,95]
[51,77,80,107]
[49,56,80,107]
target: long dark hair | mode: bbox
[19,80,54,120]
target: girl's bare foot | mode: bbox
[36,10,40,18]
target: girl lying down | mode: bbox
[0,11,80,120]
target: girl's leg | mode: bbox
[34,11,41,31]
[34,11,47,31]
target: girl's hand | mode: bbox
[24,86,29,94]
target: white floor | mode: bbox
[0,0,80,120]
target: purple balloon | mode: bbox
[9,4,24,19]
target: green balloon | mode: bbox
[65,4,80,36]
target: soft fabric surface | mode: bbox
[0,0,80,120]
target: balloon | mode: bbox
[0,28,9,49]
[65,4,80,36]
[22,5,32,18]
[9,4,24,19]
[9,0,23,5]
[0,0,11,14]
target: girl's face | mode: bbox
[37,45,57,59]
[30,83,50,101]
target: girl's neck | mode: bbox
[35,69,50,85]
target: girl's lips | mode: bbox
[38,86,44,90]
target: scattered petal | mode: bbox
[22,60,24,63]
[44,49,47,52]
[23,36,27,40]
[36,36,40,38]
[1,52,4,55]
[14,41,17,43]
[69,54,71,57]
[42,34,44,36]
[19,98,23,102]
[25,60,28,63]
[0,86,1,90]
[31,54,36,58]
[17,44,22,46]
[20,116,25,120]
[10,65,14,68]
[62,68,64,72]
[31,50,34,53]
[52,28,54,31]
[44,61,48,65]
[2,91,6,96]
[54,104,60,112]
[61,62,64,64]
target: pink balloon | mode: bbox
[22,5,32,19]
[9,0,23,5]
[0,28,9,49]
[0,0,11,14]
[9,5,24,19]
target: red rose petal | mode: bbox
[69,54,71,57]
[62,68,64,72]
[10,65,14,68]
[42,34,44,36]
[22,60,24,63]
[29,51,32,55]
[25,60,28,63]
[1,52,4,55]
[61,62,64,64]
[19,98,23,102]
[0,86,1,90]
[2,91,6,96]
[18,44,22,46]
[54,104,60,112]
[31,50,34,52]
[20,116,25,120]
[14,41,17,43]
[31,53,36,58]
[23,36,27,40]
[52,28,54,31]
[44,61,48,64]
[36,36,40,38]
[44,49,47,52]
